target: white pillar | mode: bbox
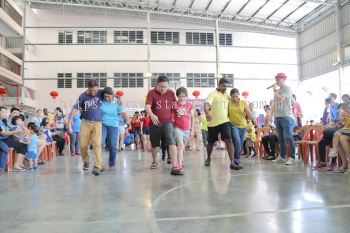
[215,19,221,83]
[146,11,151,90]
[335,1,343,98]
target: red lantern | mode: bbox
[192,90,200,98]
[306,90,312,96]
[50,90,59,102]
[242,91,249,99]
[115,90,124,97]
[0,87,7,96]
[321,86,329,93]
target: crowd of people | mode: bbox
[0,74,349,176]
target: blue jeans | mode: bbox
[0,141,9,171]
[275,117,296,159]
[230,124,247,164]
[102,124,119,167]
[69,132,80,154]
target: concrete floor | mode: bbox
[1,149,350,233]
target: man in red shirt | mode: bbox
[145,76,179,175]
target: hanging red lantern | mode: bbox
[306,90,312,96]
[50,90,59,102]
[192,90,200,98]
[115,90,124,97]
[321,86,329,93]
[242,91,249,99]
[0,87,7,96]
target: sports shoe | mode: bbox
[272,156,286,163]
[150,162,158,169]
[205,159,211,167]
[92,167,101,176]
[313,162,326,170]
[167,158,171,164]
[327,163,336,171]
[285,158,295,165]
[83,162,89,171]
[328,149,338,158]
[230,163,240,170]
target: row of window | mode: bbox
[58,30,233,46]
[57,73,234,88]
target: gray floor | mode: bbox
[1,149,350,233]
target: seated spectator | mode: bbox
[42,121,65,156]
[0,141,8,175]
[32,109,43,127]
[262,127,278,160]
[0,106,28,171]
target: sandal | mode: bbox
[266,156,275,160]
[150,162,158,169]
[171,167,181,176]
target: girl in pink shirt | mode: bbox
[173,87,194,175]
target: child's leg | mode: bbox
[330,132,342,157]
[28,158,33,168]
[177,142,184,167]
[34,158,38,167]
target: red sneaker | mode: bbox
[313,162,326,170]
[327,163,336,171]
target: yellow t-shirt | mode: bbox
[201,115,208,131]
[228,99,247,128]
[342,117,350,130]
[206,90,230,127]
[42,113,55,124]
[245,123,256,142]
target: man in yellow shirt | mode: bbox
[204,78,237,170]
[42,108,55,124]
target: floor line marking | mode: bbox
[155,204,350,222]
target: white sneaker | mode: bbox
[272,156,286,163]
[285,158,295,165]
[328,149,338,158]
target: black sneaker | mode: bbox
[38,161,45,165]
[167,158,171,164]
[205,159,211,167]
[83,162,89,171]
[92,167,101,176]
[230,163,240,170]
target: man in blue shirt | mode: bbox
[68,80,105,176]
[322,93,340,125]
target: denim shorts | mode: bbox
[174,127,190,145]
[143,127,150,135]
[27,151,38,159]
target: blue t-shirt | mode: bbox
[0,120,9,140]
[118,116,126,132]
[72,112,81,132]
[322,103,340,124]
[32,116,42,128]
[55,114,65,129]
[28,134,38,153]
[102,98,125,127]
[74,90,104,121]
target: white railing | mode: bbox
[5,37,23,49]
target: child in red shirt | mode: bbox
[141,110,151,151]
[173,87,194,175]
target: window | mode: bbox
[57,73,72,88]
[186,73,215,88]
[222,74,234,87]
[114,73,144,88]
[77,73,107,88]
[0,53,21,75]
[114,31,143,44]
[77,31,107,44]
[151,31,179,44]
[219,33,232,46]
[186,32,214,45]
[58,31,73,44]
[1,0,22,26]
[150,73,181,89]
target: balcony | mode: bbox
[0,0,23,36]
[0,46,22,84]
[5,36,22,57]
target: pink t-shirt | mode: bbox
[146,88,176,125]
[173,101,193,131]
[292,102,301,117]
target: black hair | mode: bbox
[27,122,35,129]
[11,116,21,125]
[230,88,240,96]
[103,87,114,96]
[195,109,201,116]
[10,107,20,113]
[19,114,25,121]
[264,105,271,110]
[29,124,40,135]
[55,107,63,113]
[218,77,230,85]
[292,94,296,99]
[342,94,350,100]
[329,93,337,100]
[325,97,332,104]
[176,87,188,97]
[88,79,99,88]
[41,117,49,127]
[135,111,140,115]
[42,121,50,127]
[157,75,169,84]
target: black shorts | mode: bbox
[208,122,232,144]
[0,137,28,155]
[150,121,175,147]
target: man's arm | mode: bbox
[146,104,159,125]
[120,112,130,127]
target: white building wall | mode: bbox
[24,8,298,114]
